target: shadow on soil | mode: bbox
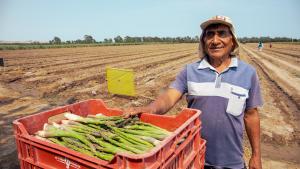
[0,105,54,169]
[0,112,23,169]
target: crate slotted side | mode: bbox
[13,99,206,169]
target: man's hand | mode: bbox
[248,154,262,169]
[123,88,183,118]
[123,106,153,118]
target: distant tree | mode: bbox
[142,36,151,42]
[183,36,192,43]
[103,38,113,43]
[32,41,40,44]
[84,35,96,43]
[74,39,83,44]
[114,36,123,43]
[49,36,62,44]
[124,36,132,43]
[153,37,161,42]
[175,37,183,43]
[194,36,200,42]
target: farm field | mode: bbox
[0,43,299,168]
[240,43,300,169]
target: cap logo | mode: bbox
[214,15,227,21]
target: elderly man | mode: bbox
[126,16,263,169]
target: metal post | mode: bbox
[0,58,4,67]
[0,57,4,72]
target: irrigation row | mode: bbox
[72,53,199,97]
[42,51,197,98]
[23,49,195,84]
[3,45,187,68]
[242,46,300,109]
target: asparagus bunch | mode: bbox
[35,112,171,161]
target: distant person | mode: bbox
[125,15,263,169]
[258,42,263,51]
[269,43,272,48]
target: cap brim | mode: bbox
[200,20,233,30]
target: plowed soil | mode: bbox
[0,43,299,168]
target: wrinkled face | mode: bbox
[203,24,234,59]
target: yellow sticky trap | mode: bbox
[106,67,136,96]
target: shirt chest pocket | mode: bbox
[226,88,248,116]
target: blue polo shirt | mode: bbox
[170,56,263,169]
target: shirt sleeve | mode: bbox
[169,66,188,94]
[246,70,263,109]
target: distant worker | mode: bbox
[126,15,263,169]
[258,41,263,51]
[269,43,272,48]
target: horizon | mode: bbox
[0,35,298,44]
[1,0,300,42]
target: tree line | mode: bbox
[238,36,299,43]
[49,35,200,44]
[50,35,96,44]
[49,35,299,44]
[1,35,299,51]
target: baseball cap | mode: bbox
[200,15,234,30]
[198,15,240,58]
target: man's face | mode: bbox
[203,24,234,60]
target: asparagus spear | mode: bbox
[64,113,115,125]
[131,122,171,135]
[36,125,96,152]
[86,134,129,154]
[111,127,154,148]
[119,128,167,141]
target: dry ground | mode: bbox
[240,43,300,169]
[0,43,299,168]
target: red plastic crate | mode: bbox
[13,99,206,169]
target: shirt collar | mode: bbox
[198,56,238,70]
[229,57,238,68]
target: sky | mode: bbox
[0,0,299,42]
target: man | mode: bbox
[126,15,263,169]
[258,42,263,51]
